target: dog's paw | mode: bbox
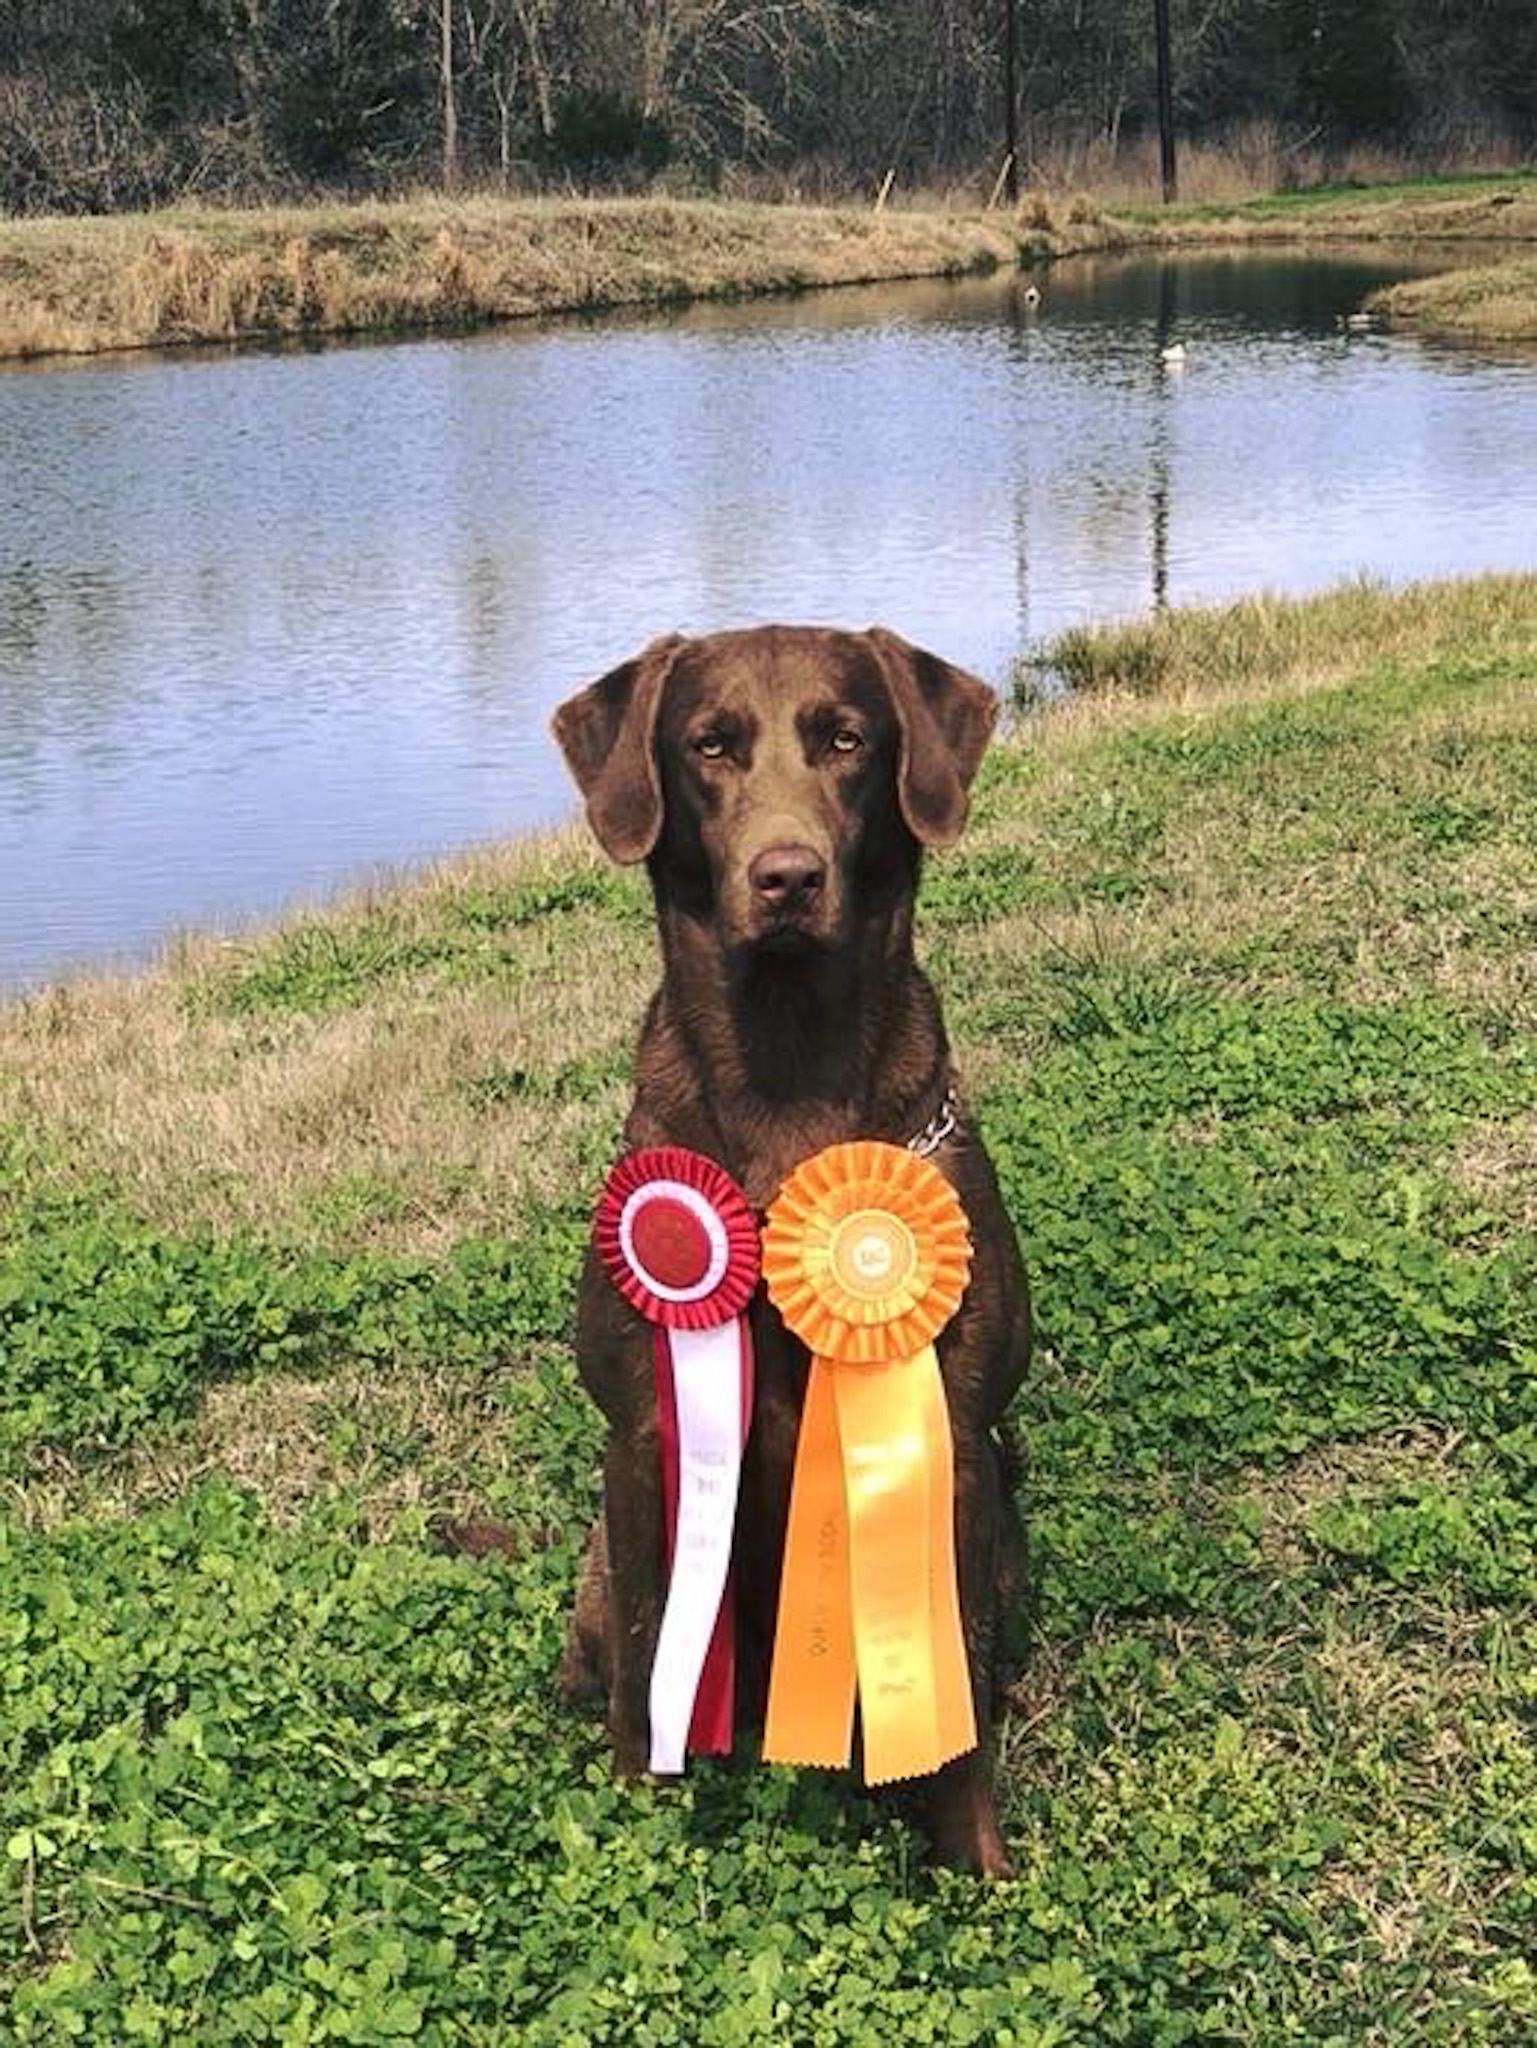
[607,1731,650,1781]
[924,1764,1014,1879]
[930,1808,1014,1879]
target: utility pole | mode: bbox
[1153,0,1177,202]
[1003,0,1019,202]
[440,0,460,190]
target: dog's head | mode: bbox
[552,625,996,953]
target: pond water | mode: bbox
[3,244,1536,993]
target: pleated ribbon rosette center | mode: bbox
[760,1140,977,1785]
[594,1147,759,1773]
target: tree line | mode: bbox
[2,0,1533,215]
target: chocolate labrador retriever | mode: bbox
[550,624,1030,1876]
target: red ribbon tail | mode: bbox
[681,1321,752,1757]
[688,1584,736,1754]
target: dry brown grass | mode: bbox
[5,170,1533,363]
[1452,1115,1537,1231]
[7,1359,523,1538]
[0,192,1043,361]
[0,829,652,1251]
[1236,1427,1468,1570]
[1035,575,1537,707]
[749,127,1531,216]
[1028,122,1534,211]
[1368,256,1537,342]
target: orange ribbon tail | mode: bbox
[762,1357,856,1768]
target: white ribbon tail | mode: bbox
[648,1322,744,1774]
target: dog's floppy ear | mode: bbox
[865,627,997,847]
[551,634,686,863]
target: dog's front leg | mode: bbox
[924,1421,1012,1877]
[600,1427,664,1777]
[571,1266,666,1780]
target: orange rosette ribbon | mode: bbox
[760,1141,976,1785]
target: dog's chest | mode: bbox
[738,1290,812,1485]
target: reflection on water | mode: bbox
[2,245,1535,990]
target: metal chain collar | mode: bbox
[906,1083,959,1158]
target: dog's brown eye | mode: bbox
[830,729,864,754]
[694,734,728,760]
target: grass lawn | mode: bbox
[3,575,1536,2043]
[1113,165,1537,228]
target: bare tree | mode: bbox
[5,0,1535,206]
[583,0,874,160]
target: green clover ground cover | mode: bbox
[4,587,1537,2043]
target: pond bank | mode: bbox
[1367,254,1537,342]
[1126,171,1537,343]
[2,171,1534,363]
[0,193,1055,362]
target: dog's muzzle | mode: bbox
[743,841,832,943]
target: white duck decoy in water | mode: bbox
[1159,341,1187,366]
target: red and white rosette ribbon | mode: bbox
[594,1147,759,1774]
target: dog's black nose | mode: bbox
[748,843,826,909]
